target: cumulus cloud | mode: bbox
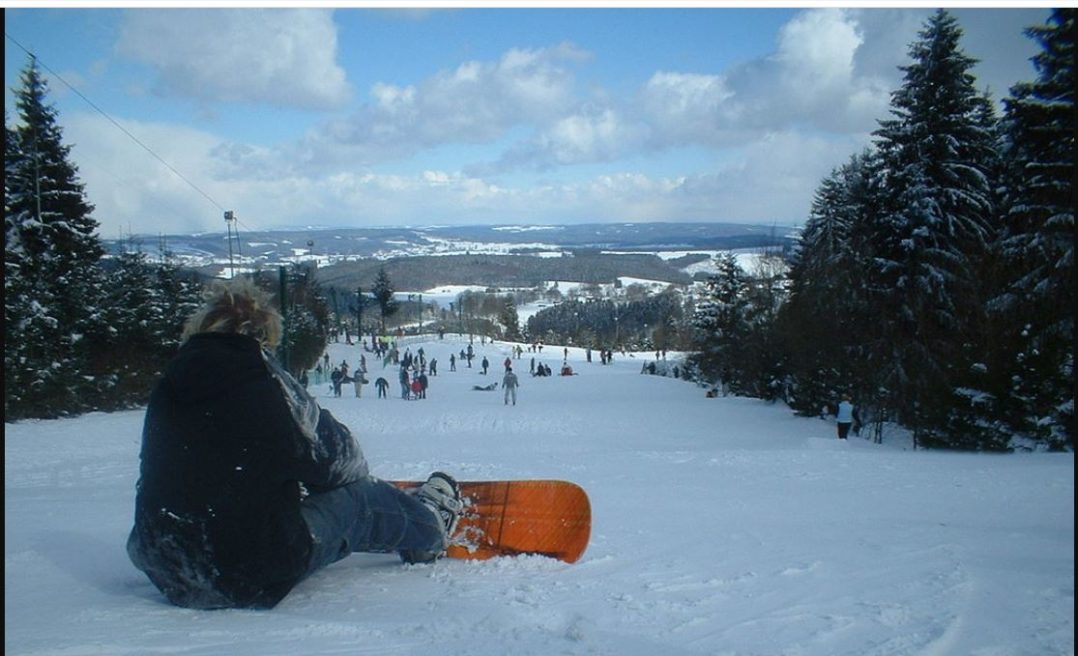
[488,9,894,172]
[116,9,350,110]
[297,42,589,168]
[710,9,892,136]
[498,104,648,170]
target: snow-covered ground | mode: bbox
[5,334,1074,656]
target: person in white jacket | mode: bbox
[836,394,854,440]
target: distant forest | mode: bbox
[315,251,711,296]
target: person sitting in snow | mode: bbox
[126,278,463,610]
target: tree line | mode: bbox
[690,10,1073,451]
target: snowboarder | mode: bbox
[836,394,854,440]
[502,366,520,406]
[126,278,463,610]
[374,376,389,398]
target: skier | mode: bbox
[374,376,389,399]
[481,356,489,375]
[502,366,520,406]
[126,278,463,610]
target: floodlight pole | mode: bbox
[224,210,236,279]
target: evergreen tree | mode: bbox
[152,249,204,355]
[499,296,522,341]
[280,266,331,376]
[90,245,161,407]
[5,57,105,418]
[781,155,871,415]
[870,10,999,447]
[371,266,399,333]
[690,253,749,391]
[994,9,1075,449]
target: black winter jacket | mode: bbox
[127,333,368,609]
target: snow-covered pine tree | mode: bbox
[994,9,1075,449]
[93,244,161,407]
[870,10,1000,448]
[371,266,399,333]
[781,159,859,416]
[780,150,889,430]
[2,111,53,417]
[690,252,749,393]
[5,58,105,419]
[499,296,522,341]
[153,248,204,355]
[276,265,331,376]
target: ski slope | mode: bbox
[5,334,1074,655]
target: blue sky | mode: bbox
[4,5,1051,238]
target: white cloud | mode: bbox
[483,9,894,172]
[503,105,646,169]
[296,42,588,168]
[640,71,735,145]
[116,9,350,110]
[775,8,862,87]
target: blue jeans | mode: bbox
[300,477,446,575]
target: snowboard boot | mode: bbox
[401,472,464,564]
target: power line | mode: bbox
[5,31,227,214]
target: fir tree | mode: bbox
[690,253,749,391]
[781,164,855,415]
[371,266,399,333]
[870,10,1000,447]
[91,245,161,407]
[152,248,204,354]
[279,265,331,376]
[994,9,1075,449]
[5,57,105,418]
[499,296,522,341]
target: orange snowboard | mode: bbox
[392,480,591,563]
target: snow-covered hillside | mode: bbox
[5,335,1074,655]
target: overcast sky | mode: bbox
[3,4,1051,238]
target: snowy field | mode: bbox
[5,334,1074,656]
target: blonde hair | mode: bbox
[182,277,283,347]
